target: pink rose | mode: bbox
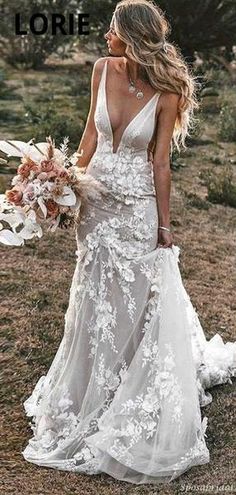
[5,187,23,206]
[40,160,54,173]
[17,158,38,178]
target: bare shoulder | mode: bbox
[109,57,125,74]
[159,92,181,111]
[92,56,108,79]
[95,56,124,74]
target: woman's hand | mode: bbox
[157,228,173,248]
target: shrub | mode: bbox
[218,101,236,142]
[203,67,233,89]
[0,109,23,124]
[0,69,9,98]
[185,192,210,210]
[200,165,236,207]
[0,69,21,101]
[23,99,85,150]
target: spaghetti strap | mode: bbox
[98,59,108,96]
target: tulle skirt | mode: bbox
[22,184,236,484]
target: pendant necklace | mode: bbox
[127,64,144,99]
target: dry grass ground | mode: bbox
[0,64,236,495]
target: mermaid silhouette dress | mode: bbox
[22,59,236,484]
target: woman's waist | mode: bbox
[91,144,151,162]
[87,146,154,177]
[86,153,156,198]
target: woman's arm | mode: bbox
[152,92,180,229]
[75,57,107,168]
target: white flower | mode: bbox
[107,373,120,391]
[133,156,143,165]
[143,346,152,358]
[54,186,76,206]
[18,216,43,240]
[109,217,120,228]
[124,421,142,437]
[0,207,42,245]
[58,396,73,412]
[82,447,94,461]
[97,375,105,386]
[122,268,135,282]
[146,420,157,432]
[88,288,96,297]
[142,394,160,413]
[151,284,159,293]
[74,446,93,461]
[153,343,158,354]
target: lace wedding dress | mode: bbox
[22,59,236,484]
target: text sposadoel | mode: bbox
[15,13,90,35]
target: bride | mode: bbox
[22,0,236,485]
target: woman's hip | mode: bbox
[76,195,159,256]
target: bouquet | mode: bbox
[0,136,108,246]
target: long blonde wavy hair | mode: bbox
[112,0,200,153]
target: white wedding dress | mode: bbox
[22,59,236,484]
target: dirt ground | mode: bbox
[0,65,236,494]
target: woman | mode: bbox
[22,0,236,485]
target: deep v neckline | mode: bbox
[103,60,159,155]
